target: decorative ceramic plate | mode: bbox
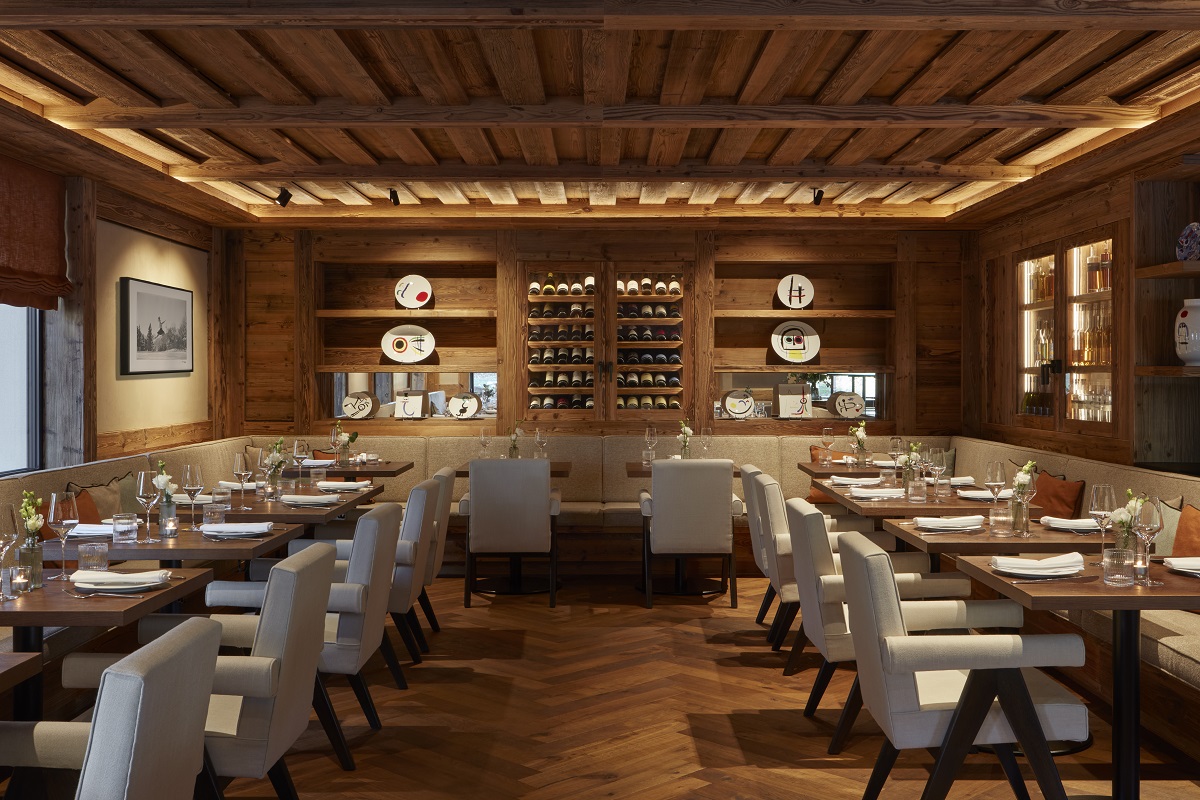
[776,274,815,309]
[341,391,380,419]
[394,275,433,308]
[832,392,866,418]
[381,325,435,363]
[447,392,482,419]
[1179,223,1200,261]
[722,389,755,419]
[770,321,820,363]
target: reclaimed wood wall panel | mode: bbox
[96,419,214,459]
[902,231,965,436]
[243,230,296,426]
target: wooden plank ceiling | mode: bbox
[2,14,1200,221]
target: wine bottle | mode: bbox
[542,347,555,363]
[528,374,541,388]
[625,275,638,296]
[569,276,584,295]
[529,326,541,341]
[543,372,555,387]
[654,275,667,295]
[668,274,681,294]
[615,396,626,409]
[654,305,668,318]
[584,275,595,295]
[571,371,583,387]
[640,304,654,318]
[556,325,569,341]
[570,326,582,341]
[616,373,627,387]
[555,304,568,318]
[640,395,653,409]
[584,325,594,341]
[542,397,555,409]
[543,272,556,295]
[529,398,542,409]
[626,397,638,410]
[584,396,595,409]
[640,274,652,294]
[654,396,668,410]
[668,397,681,409]
[1100,247,1112,290]
[529,275,542,295]
[556,276,569,295]
[616,276,626,294]
[669,328,682,342]
[528,350,541,364]
[570,302,583,318]
[667,375,681,387]
[584,303,595,318]
[653,373,667,387]
[571,348,583,364]
[570,394,583,409]
[584,348,594,363]
[556,373,569,387]
[556,348,569,364]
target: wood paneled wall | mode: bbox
[230,227,965,438]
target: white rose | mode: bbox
[677,433,687,443]
[1013,472,1031,487]
[681,426,693,436]
[167,482,178,496]
[25,514,43,533]
[896,454,909,466]
[337,432,350,446]
[1110,508,1131,525]
[153,473,172,490]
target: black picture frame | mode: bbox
[119,277,194,375]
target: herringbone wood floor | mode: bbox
[225,577,1200,799]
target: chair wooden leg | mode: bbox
[391,611,423,663]
[804,659,839,717]
[921,669,1000,800]
[992,743,1033,800]
[863,739,900,800]
[995,669,1069,800]
[464,534,473,608]
[642,517,653,609]
[378,630,408,690]
[418,587,441,632]
[755,584,777,625]
[728,552,737,608]
[549,516,558,608]
[406,608,430,653]
[766,602,786,643]
[828,675,863,754]
[195,748,225,800]
[312,674,355,771]
[347,670,383,731]
[266,758,299,800]
[771,603,799,652]
[783,630,810,677]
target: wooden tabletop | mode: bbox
[797,461,892,479]
[626,461,743,479]
[455,461,572,478]
[0,568,213,628]
[956,557,1200,612]
[0,653,41,694]
[44,524,306,563]
[165,485,382,524]
[284,461,413,478]
[882,518,1106,555]
[810,479,1042,519]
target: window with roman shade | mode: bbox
[0,155,71,311]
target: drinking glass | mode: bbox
[645,426,658,455]
[700,428,713,455]
[232,453,253,511]
[0,524,17,600]
[888,436,904,482]
[135,471,162,543]
[821,426,835,463]
[1134,496,1164,587]
[291,439,311,483]
[46,491,78,580]
[78,543,108,571]
[984,461,1006,502]
[202,503,226,526]
[329,425,341,454]
[479,427,492,458]
[112,512,139,544]
[182,464,205,531]
[534,428,549,459]
[927,448,947,503]
[1089,484,1115,566]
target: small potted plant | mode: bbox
[677,419,693,458]
[17,490,44,589]
[1010,460,1038,535]
[508,420,525,459]
[154,461,179,538]
[262,438,288,499]
[849,421,870,466]
[333,420,358,466]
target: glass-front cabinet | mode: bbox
[1014,225,1117,435]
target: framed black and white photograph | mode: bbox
[119,277,194,375]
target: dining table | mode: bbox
[167,484,383,525]
[0,567,214,720]
[455,460,572,478]
[955,556,1200,800]
[284,460,413,479]
[43,523,307,569]
[797,460,894,480]
[808,479,1043,520]
[881,518,1106,556]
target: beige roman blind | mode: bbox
[0,155,70,311]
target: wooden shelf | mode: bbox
[317,363,496,374]
[713,309,896,319]
[1135,261,1200,279]
[529,363,596,371]
[617,341,682,350]
[714,364,896,373]
[316,308,496,319]
[528,386,593,395]
[1135,365,1200,377]
[615,386,683,395]
[618,363,682,372]
[1021,299,1055,312]
[528,341,594,349]
[1069,288,1113,302]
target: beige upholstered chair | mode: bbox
[640,459,743,609]
[839,532,1089,800]
[786,497,1018,754]
[386,479,439,665]
[0,617,221,800]
[750,473,802,652]
[415,466,457,633]
[462,459,561,607]
[738,464,773,623]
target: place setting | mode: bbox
[908,515,986,534]
[64,568,177,599]
[988,552,1094,584]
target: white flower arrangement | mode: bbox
[153,461,178,502]
[1111,492,1144,549]
[849,421,868,453]
[18,490,42,535]
[1012,460,1036,489]
[895,453,910,467]
[264,437,287,478]
[336,432,351,447]
[677,420,693,452]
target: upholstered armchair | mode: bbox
[738,464,771,622]
[384,480,439,665]
[414,466,456,633]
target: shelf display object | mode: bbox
[1065,238,1113,423]
[614,270,685,415]
[526,267,601,415]
[1019,252,1056,417]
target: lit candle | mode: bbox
[12,574,30,594]
[162,516,178,538]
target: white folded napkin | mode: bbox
[218,481,256,490]
[914,516,985,530]
[69,570,172,586]
[925,476,975,487]
[318,480,371,490]
[280,494,340,505]
[200,522,273,536]
[873,459,896,467]
[849,488,906,499]
[186,494,213,504]
[1164,557,1200,572]
[67,524,114,538]
[831,476,882,486]
[301,458,334,467]
[1039,516,1100,531]
[958,488,1012,501]
[989,552,1084,573]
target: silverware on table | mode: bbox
[65,590,145,599]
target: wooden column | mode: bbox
[693,231,716,430]
[210,228,246,439]
[43,177,96,467]
[495,230,520,435]
[294,230,317,435]
[892,258,917,434]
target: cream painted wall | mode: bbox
[96,221,209,432]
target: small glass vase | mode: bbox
[1010,497,1032,537]
[336,444,351,466]
[508,442,520,459]
[159,501,178,538]
[265,476,282,501]
[855,449,872,467]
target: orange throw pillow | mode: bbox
[1035,471,1086,519]
[74,490,102,525]
[807,445,855,504]
[1171,504,1200,556]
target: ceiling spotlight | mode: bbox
[389,188,400,206]
[274,187,292,208]
[812,188,824,206]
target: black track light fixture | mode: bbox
[812,188,824,206]
[274,187,292,208]
[389,188,400,206]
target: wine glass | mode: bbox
[927,448,947,503]
[292,440,311,484]
[0,522,17,600]
[232,454,253,511]
[46,491,78,580]
[887,436,904,479]
[700,427,713,455]
[984,461,1007,502]
[1134,496,1164,587]
[645,426,658,455]
[534,428,549,459]
[479,427,492,458]
[821,426,835,464]
[135,471,162,543]
[1088,483,1115,566]
[329,425,341,454]
[182,464,205,531]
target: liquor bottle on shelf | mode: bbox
[585,373,594,387]
[542,303,555,318]
[669,328,682,341]
[555,397,569,410]
[584,275,595,295]
[640,395,653,409]
[542,397,555,409]
[554,304,568,319]
[654,275,668,295]
[529,350,541,364]
[529,305,541,319]
[570,302,583,318]
[542,347,555,364]
[1086,247,1100,293]
[529,326,541,341]
[640,353,655,365]
[667,352,682,365]
[615,396,626,410]
[668,274,681,294]
[556,373,570,387]
[640,275,653,294]
[571,348,584,364]
[556,348,569,364]
[529,274,542,295]
[543,272,557,295]
[571,395,583,409]
[584,303,594,318]
[570,276,584,295]
[668,303,680,317]
[556,275,569,295]
[584,348,594,364]
[640,326,654,341]
[616,373,626,387]
[1100,247,1112,290]
[653,373,667,387]
[654,328,668,342]
[626,373,638,387]
[640,303,654,318]
[528,374,541,387]
[584,325,594,340]
[570,326,582,341]
[654,304,668,318]
[555,325,568,341]
[626,397,639,410]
